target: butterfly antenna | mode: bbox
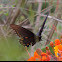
[37,12,49,41]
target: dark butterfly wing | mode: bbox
[10,24,36,47]
[10,12,49,47]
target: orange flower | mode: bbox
[34,51,41,60]
[58,45,62,51]
[41,52,51,61]
[27,51,41,61]
[27,57,36,61]
[58,57,62,61]
[57,45,62,61]
[50,41,54,47]
[41,56,47,61]
[27,49,51,61]
[41,52,47,56]
[36,48,42,56]
[54,39,61,46]
[54,44,62,58]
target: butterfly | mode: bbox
[10,12,49,47]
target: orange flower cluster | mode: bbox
[27,48,51,61]
[50,39,62,61]
[27,39,62,61]
[50,39,62,47]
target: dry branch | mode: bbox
[10,0,22,24]
[35,0,42,32]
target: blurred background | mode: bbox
[0,0,62,61]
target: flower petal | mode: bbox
[34,51,41,59]
[27,57,36,61]
[55,39,61,46]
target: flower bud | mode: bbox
[50,41,54,47]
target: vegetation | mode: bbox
[0,0,62,61]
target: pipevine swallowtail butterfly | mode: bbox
[10,12,49,47]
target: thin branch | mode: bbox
[39,14,62,23]
[45,0,60,45]
[10,0,22,24]
[35,0,42,32]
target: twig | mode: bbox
[0,7,16,9]
[25,47,31,58]
[35,0,42,32]
[39,14,62,23]
[10,0,22,24]
[45,0,60,45]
